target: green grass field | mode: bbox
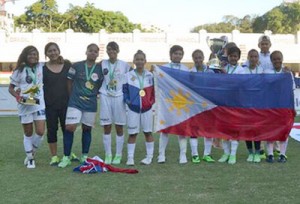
[1,116,300,204]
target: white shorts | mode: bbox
[127,109,153,135]
[65,107,96,127]
[99,94,126,126]
[20,109,46,124]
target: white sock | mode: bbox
[127,143,136,158]
[158,133,169,156]
[178,136,187,155]
[204,137,213,156]
[145,142,154,158]
[189,138,198,156]
[230,140,239,156]
[222,140,230,155]
[103,134,112,156]
[115,135,124,157]
[23,135,33,159]
[266,142,274,155]
[279,139,289,156]
[32,134,43,152]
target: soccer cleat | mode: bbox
[253,154,261,163]
[58,156,71,168]
[274,150,281,158]
[140,157,153,165]
[70,152,79,162]
[218,154,229,163]
[191,155,201,164]
[50,155,60,166]
[80,155,88,164]
[266,155,274,163]
[105,155,112,164]
[179,154,188,164]
[126,157,135,166]
[277,154,287,163]
[24,157,29,166]
[203,155,215,163]
[228,155,236,164]
[246,154,254,162]
[27,159,36,169]
[157,155,166,163]
[112,156,122,165]
[259,150,266,159]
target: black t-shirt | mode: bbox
[43,60,71,109]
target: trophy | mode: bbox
[206,36,227,69]
[20,84,41,105]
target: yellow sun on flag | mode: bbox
[166,88,194,116]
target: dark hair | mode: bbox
[247,49,259,56]
[227,46,241,58]
[224,42,237,50]
[192,49,204,58]
[87,43,99,51]
[134,50,146,60]
[44,42,64,64]
[169,45,184,56]
[106,41,119,52]
[16,45,39,72]
[270,50,283,60]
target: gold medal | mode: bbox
[85,81,93,90]
[139,89,146,97]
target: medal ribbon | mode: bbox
[85,63,96,82]
[25,66,37,84]
[249,66,258,74]
[170,63,181,70]
[108,60,118,81]
[227,64,237,74]
[134,70,145,90]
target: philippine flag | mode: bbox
[154,66,295,142]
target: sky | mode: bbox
[4,0,284,32]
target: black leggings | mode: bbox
[245,141,261,152]
[45,106,67,143]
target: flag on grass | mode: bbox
[154,66,295,141]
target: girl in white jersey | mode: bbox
[157,45,191,164]
[218,46,244,165]
[99,41,131,164]
[8,46,45,169]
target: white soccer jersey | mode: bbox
[259,52,273,71]
[163,63,190,72]
[241,65,264,74]
[10,62,45,116]
[99,59,131,97]
[190,65,214,73]
[225,64,244,74]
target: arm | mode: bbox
[67,79,73,97]
[8,84,21,103]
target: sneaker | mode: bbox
[179,154,188,164]
[105,155,112,164]
[274,150,281,158]
[259,150,266,159]
[228,155,236,164]
[58,156,71,168]
[203,155,215,163]
[277,154,287,163]
[266,155,274,163]
[126,157,135,166]
[24,156,29,166]
[192,155,201,164]
[70,152,79,162]
[50,155,60,166]
[80,155,88,164]
[253,154,261,163]
[112,155,122,165]
[157,155,166,163]
[246,154,254,162]
[27,159,36,169]
[218,154,229,163]
[140,157,153,165]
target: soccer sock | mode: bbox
[103,134,112,156]
[254,141,261,154]
[178,136,187,155]
[115,134,124,157]
[23,135,33,160]
[158,133,169,156]
[145,141,154,159]
[32,134,43,153]
[82,129,92,155]
[204,137,213,156]
[279,139,289,156]
[245,141,253,154]
[189,137,198,156]
[63,130,74,156]
[222,140,230,155]
[127,143,136,159]
[230,140,239,156]
[266,142,274,155]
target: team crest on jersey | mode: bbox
[25,76,33,84]
[103,68,108,75]
[131,76,136,81]
[91,73,99,81]
[69,67,76,75]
